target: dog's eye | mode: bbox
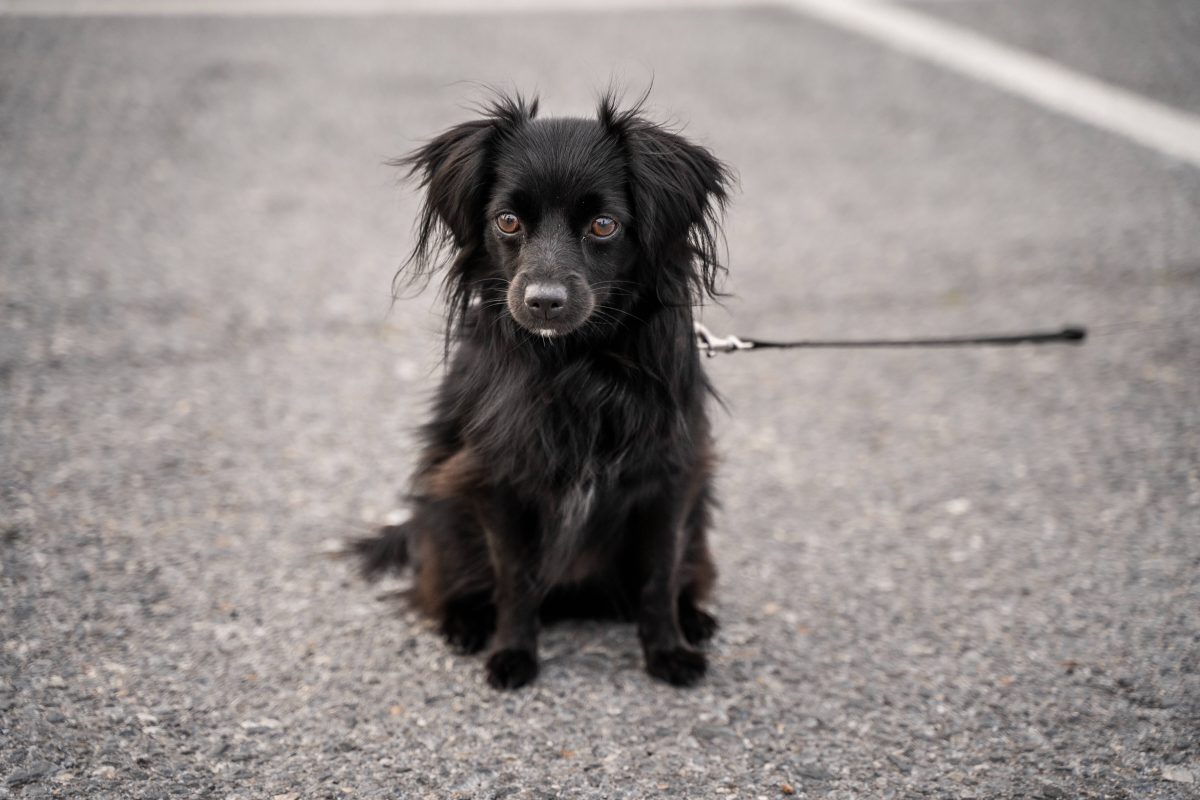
[590,216,618,238]
[496,213,521,235]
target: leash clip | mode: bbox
[694,322,753,357]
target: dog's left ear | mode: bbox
[599,94,733,303]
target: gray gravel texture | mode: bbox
[2,6,1199,800]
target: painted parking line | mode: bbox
[783,0,1200,169]
[4,0,1199,169]
[0,0,755,14]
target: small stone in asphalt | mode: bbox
[5,762,56,787]
[691,725,740,744]
[796,764,833,781]
[1162,766,1195,784]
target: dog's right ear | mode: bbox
[392,93,538,289]
[399,119,492,253]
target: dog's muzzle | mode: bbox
[508,273,593,336]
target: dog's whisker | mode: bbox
[586,309,621,327]
[596,304,644,325]
[469,277,511,289]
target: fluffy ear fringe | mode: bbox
[597,87,735,306]
[388,91,539,316]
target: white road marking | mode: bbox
[782,0,1200,169]
[0,0,756,14]
[4,0,1199,169]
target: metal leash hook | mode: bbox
[694,322,754,357]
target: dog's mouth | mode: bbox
[513,316,582,338]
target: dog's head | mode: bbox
[396,91,732,339]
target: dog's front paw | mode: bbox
[645,646,707,686]
[486,648,539,690]
[679,604,719,646]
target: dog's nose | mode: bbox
[523,283,567,320]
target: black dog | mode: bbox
[355,91,732,689]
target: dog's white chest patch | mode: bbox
[540,479,598,583]
[559,480,597,537]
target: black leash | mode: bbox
[694,322,1087,356]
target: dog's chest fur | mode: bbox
[456,333,690,584]
[465,343,686,486]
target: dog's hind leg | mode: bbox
[407,501,498,655]
[678,598,718,645]
[440,591,496,654]
[678,488,719,646]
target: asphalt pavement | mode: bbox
[1,2,1198,798]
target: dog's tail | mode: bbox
[351,515,412,579]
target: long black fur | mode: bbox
[356,89,732,689]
